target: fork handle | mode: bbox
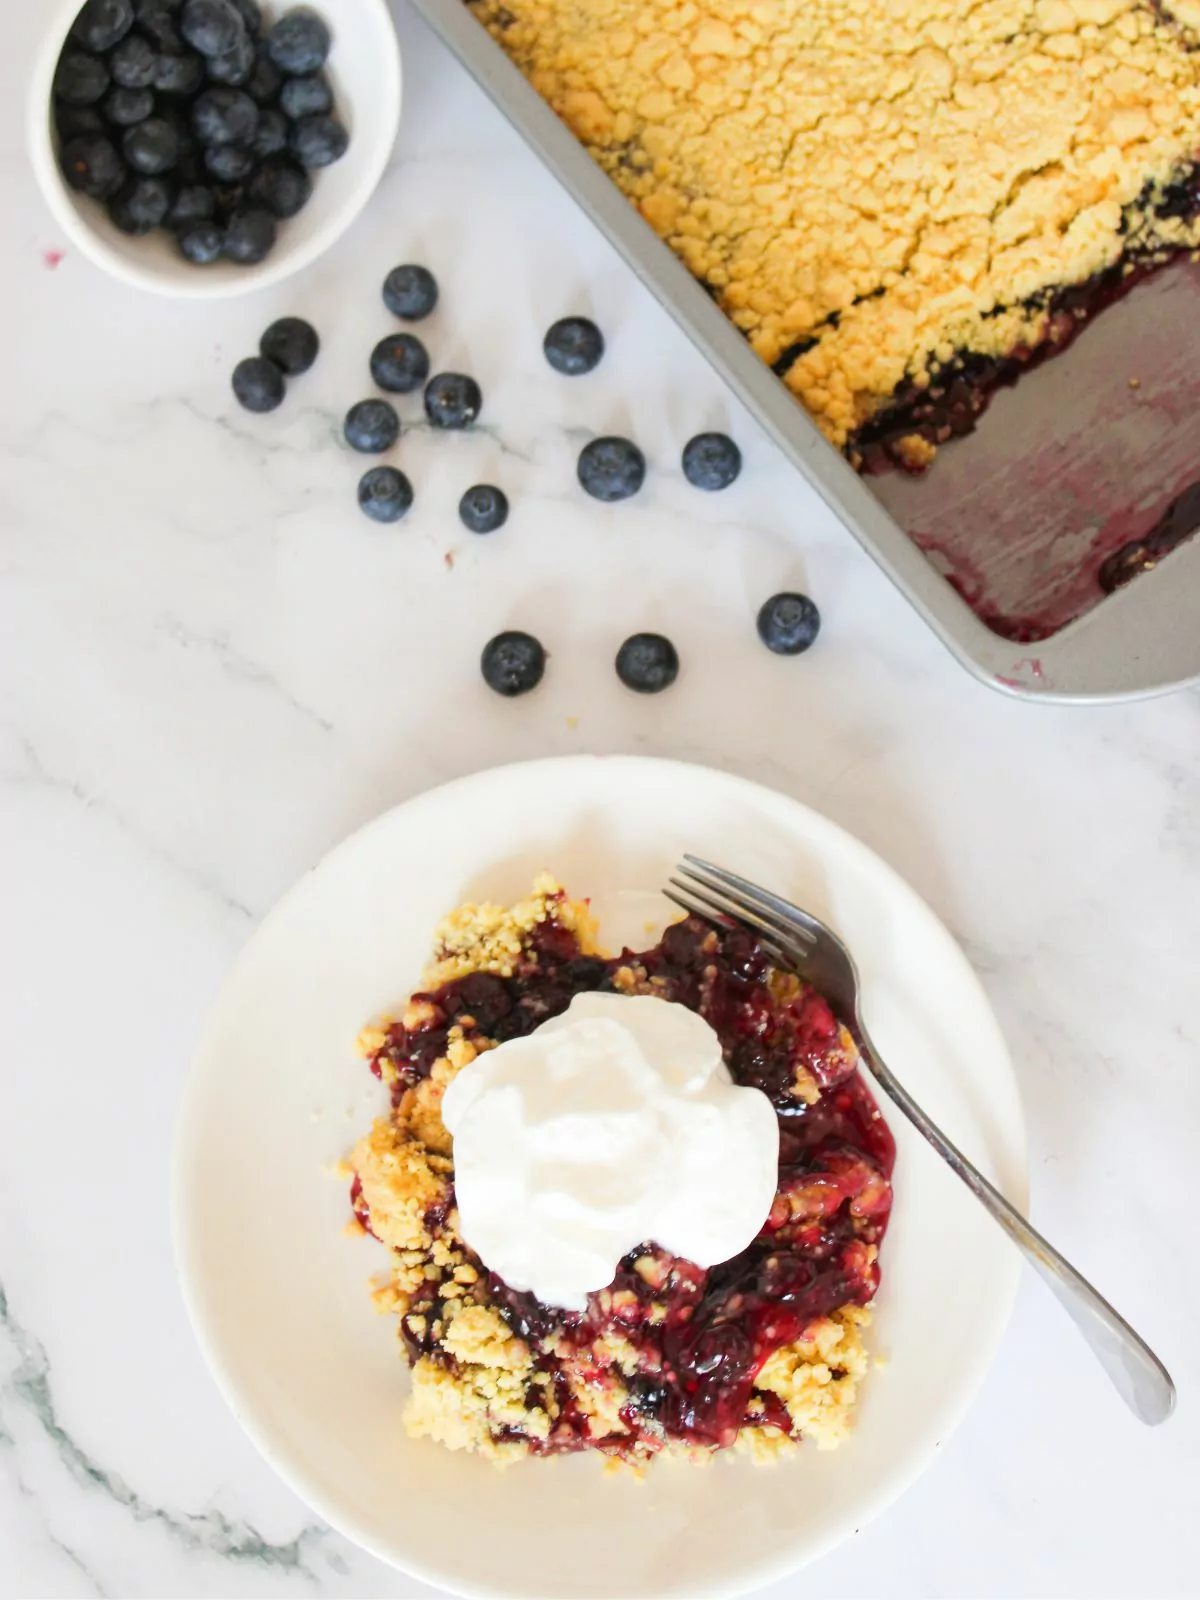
[858,1028,1175,1426]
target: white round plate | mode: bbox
[174,756,1026,1599]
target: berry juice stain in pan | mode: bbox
[868,258,1200,643]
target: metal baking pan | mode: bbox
[411,0,1200,701]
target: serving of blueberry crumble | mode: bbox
[343,876,894,1466]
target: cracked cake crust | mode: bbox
[469,0,1200,465]
[344,876,894,1467]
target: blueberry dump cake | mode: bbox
[469,0,1200,471]
[343,875,894,1466]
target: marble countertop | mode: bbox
[3,3,1198,1595]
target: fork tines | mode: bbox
[665,856,816,968]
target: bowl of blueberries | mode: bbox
[31,0,401,296]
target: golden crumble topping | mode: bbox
[344,878,892,1467]
[470,0,1200,456]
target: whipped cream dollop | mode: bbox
[440,991,779,1311]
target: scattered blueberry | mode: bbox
[543,316,604,376]
[222,205,275,261]
[682,432,741,491]
[756,593,821,655]
[344,398,401,453]
[383,264,438,321]
[180,0,245,57]
[245,43,282,102]
[206,31,256,85]
[192,85,258,144]
[204,141,254,179]
[481,632,545,697]
[103,85,155,126]
[289,113,347,167]
[252,107,288,157]
[55,50,111,106]
[109,33,157,89]
[108,173,173,233]
[261,316,319,374]
[247,154,309,215]
[168,182,215,225]
[279,72,332,119]
[358,466,414,523]
[424,372,482,429]
[369,333,430,394]
[122,116,179,173]
[60,134,126,198]
[55,103,107,139]
[232,354,285,411]
[177,219,224,262]
[266,9,331,74]
[616,633,679,694]
[152,50,207,98]
[459,485,509,534]
[577,436,646,502]
[71,0,135,53]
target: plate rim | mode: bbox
[172,753,1028,1598]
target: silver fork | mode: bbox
[666,855,1176,1426]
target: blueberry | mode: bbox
[615,633,679,694]
[279,72,331,119]
[60,134,125,197]
[177,219,223,262]
[55,50,111,106]
[383,263,438,320]
[223,205,275,262]
[123,116,179,172]
[204,141,253,179]
[109,32,157,87]
[543,316,604,376]
[55,103,106,139]
[206,31,255,84]
[289,113,348,168]
[153,49,206,96]
[102,85,154,125]
[191,85,258,143]
[424,373,481,429]
[358,466,413,523]
[756,593,821,655]
[251,106,287,156]
[229,0,262,28]
[261,316,319,375]
[481,632,545,697]
[682,432,741,491]
[232,354,285,411]
[108,173,172,232]
[344,399,400,454]
[135,0,185,52]
[459,485,508,534]
[577,437,645,502]
[180,0,245,56]
[266,9,331,74]
[247,154,309,216]
[168,181,215,224]
[369,333,429,394]
[245,44,282,103]
[71,0,135,53]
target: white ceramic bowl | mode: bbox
[28,0,401,298]
[174,757,1027,1600]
